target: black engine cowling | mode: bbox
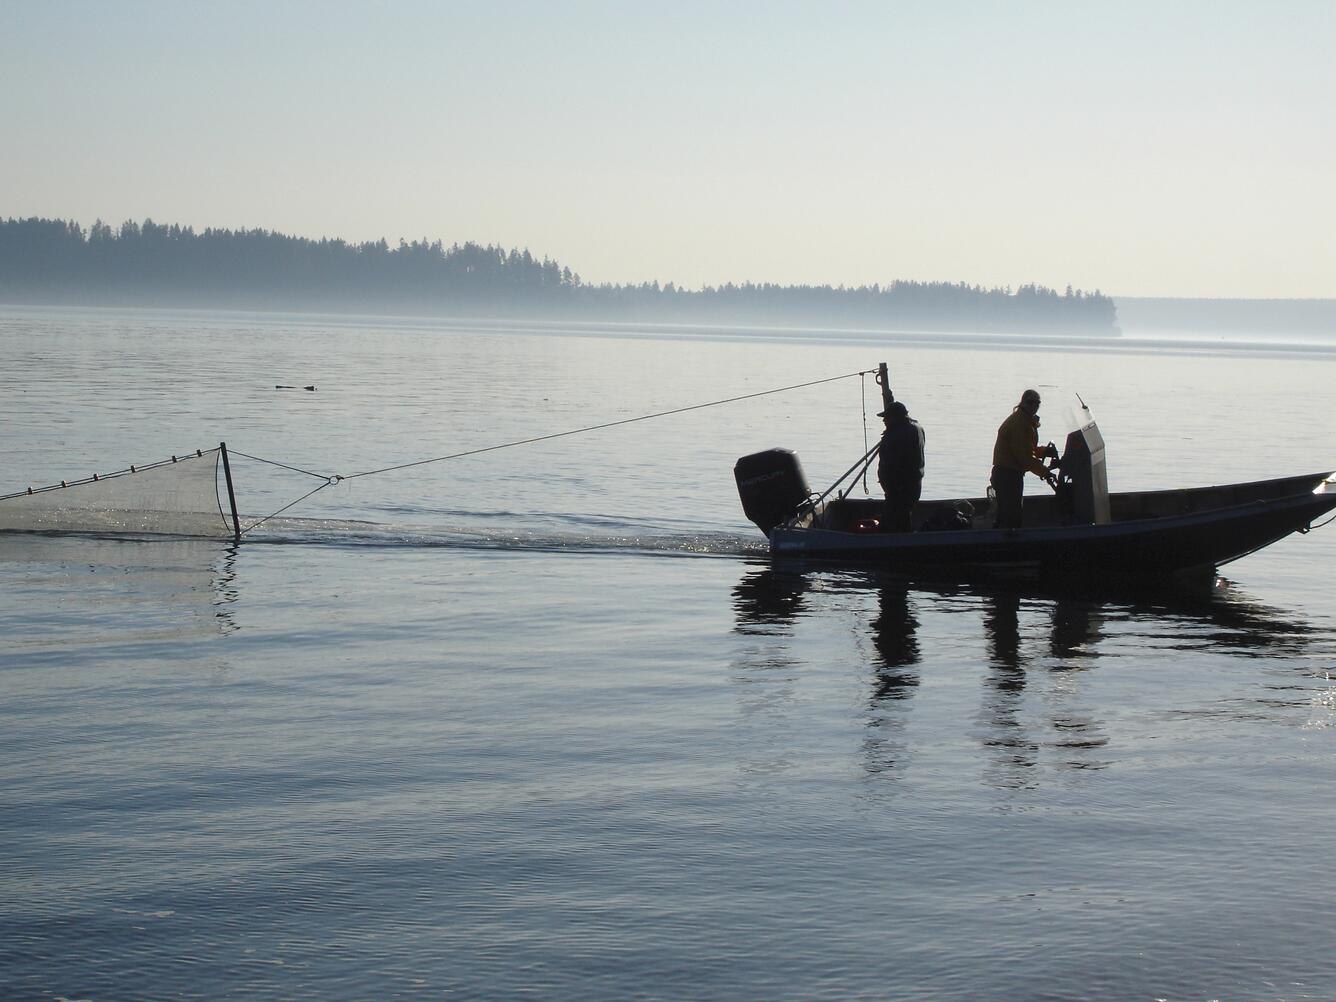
[734,449,811,537]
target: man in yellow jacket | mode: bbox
[991,388,1056,529]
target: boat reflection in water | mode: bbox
[870,584,921,700]
[976,590,1110,788]
[730,564,810,636]
[729,564,1324,789]
[860,583,924,778]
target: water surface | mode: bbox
[3,306,1336,1000]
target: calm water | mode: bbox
[3,306,1336,1000]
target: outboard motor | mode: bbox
[1057,419,1110,524]
[734,449,811,537]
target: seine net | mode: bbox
[0,447,235,538]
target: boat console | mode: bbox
[1055,418,1110,525]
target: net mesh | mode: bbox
[0,448,233,537]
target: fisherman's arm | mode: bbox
[1015,422,1054,482]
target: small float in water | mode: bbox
[735,364,1336,591]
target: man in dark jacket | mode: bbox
[877,401,926,532]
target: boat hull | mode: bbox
[770,477,1336,590]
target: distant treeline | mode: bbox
[0,217,1118,331]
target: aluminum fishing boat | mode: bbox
[735,367,1336,590]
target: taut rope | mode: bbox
[234,368,875,534]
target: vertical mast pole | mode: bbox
[219,442,241,543]
[877,361,894,413]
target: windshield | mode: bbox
[1057,392,1098,439]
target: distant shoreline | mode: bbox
[6,295,1335,339]
[1,215,1117,334]
[0,291,1122,337]
[6,217,1332,338]
[0,283,1120,333]
[7,301,1336,360]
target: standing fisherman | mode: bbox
[877,401,926,532]
[990,388,1056,529]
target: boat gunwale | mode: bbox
[772,475,1336,554]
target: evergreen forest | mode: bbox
[0,217,1118,332]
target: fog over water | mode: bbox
[1116,297,1336,345]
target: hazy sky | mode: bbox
[3,1,1332,297]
